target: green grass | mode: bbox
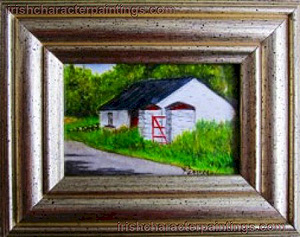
[64,116,99,140]
[64,116,239,175]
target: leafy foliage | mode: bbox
[64,64,239,117]
[65,117,239,174]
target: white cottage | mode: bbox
[99,77,236,143]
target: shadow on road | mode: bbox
[65,160,151,176]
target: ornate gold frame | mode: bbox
[1,1,300,236]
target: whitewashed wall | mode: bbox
[100,110,130,128]
[166,109,195,142]
[138,110,166,142]
[158,79,236,122]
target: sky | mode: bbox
[75,64,115,74]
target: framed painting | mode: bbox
[63,63,240,176]
[1,0,300,236]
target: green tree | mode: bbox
[64,64,239,117]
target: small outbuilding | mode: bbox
[99,77,236,143]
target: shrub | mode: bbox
[65,117,239,174]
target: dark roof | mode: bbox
[99,77,194,110]
[99,77,238,110]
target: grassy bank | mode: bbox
[64,117,239,174]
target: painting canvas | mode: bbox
[64,64,240,176]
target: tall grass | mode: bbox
[65,117,239,174]
[170,121,239,173]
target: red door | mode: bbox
[131,116,139,127]
[152,115,168,144]
[130,110,139,127]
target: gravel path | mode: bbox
[64,141,186,175]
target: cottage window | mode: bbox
[108,112,113,126]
